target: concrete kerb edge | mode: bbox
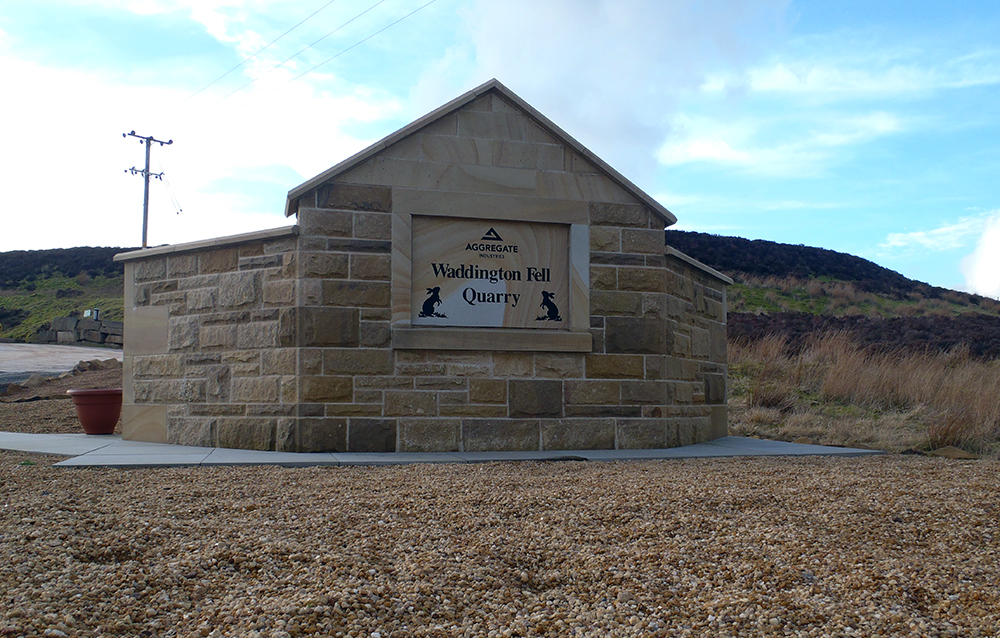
[3,435,888,468]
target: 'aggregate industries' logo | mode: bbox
[466,227,518,259]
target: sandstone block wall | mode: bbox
[120,229,300,449]
[286,190,729,453]
[120,209,727,452]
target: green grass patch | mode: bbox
[0,273,124,341]
[728,278,1000,318]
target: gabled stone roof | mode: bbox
[285,79,676,226]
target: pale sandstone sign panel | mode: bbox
[411,216,569,329]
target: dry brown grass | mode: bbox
[729,333,1000,457]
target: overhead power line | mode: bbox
[181,0,340,104]
[154,158,184,216]
[225,0,438,113]
[216,0,387,105]
[285,0,438,87]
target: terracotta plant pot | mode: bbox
[67,388,123,435]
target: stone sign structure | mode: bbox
[115,79,732,453]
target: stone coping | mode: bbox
[665,246,734,285]
[114,225,299,262]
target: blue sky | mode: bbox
[1,0,998,297]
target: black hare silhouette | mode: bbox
[419,287,446,318]
[537,290,561,321]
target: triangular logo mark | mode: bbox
[481,227,503,241]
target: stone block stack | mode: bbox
[35,316,124,346]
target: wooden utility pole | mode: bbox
[124,131,172,248]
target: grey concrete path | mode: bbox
[0,432,884,468]
[0,343,123,384]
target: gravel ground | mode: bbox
[1,452,997,637]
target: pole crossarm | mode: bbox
[125,130,172,147]
[125,166,164,180]
[123,130,173,249]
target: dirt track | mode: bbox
[0,343,122,385]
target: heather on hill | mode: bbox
[665,230,909,290]
[666,230,991,304]
[0,246,134,289]
[728,312,1000,360]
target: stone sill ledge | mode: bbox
[392,327,593,352]
[114,226,299,262]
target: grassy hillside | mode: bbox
[728,275,1000,318]
[0,247,129,342]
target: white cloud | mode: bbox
[814,112,901,144]
[679,139,753,164]
[881,215,990,251]
[672,39,997,180]
[656,111,901,176]
[0,0,798,251]
[961,212,1000,299]
[749,62,934,95]
[415,0,791,183]
[0,53,399,251]
[187,2,246,44]
[651,191,707,208]
[701,39,1000,97]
